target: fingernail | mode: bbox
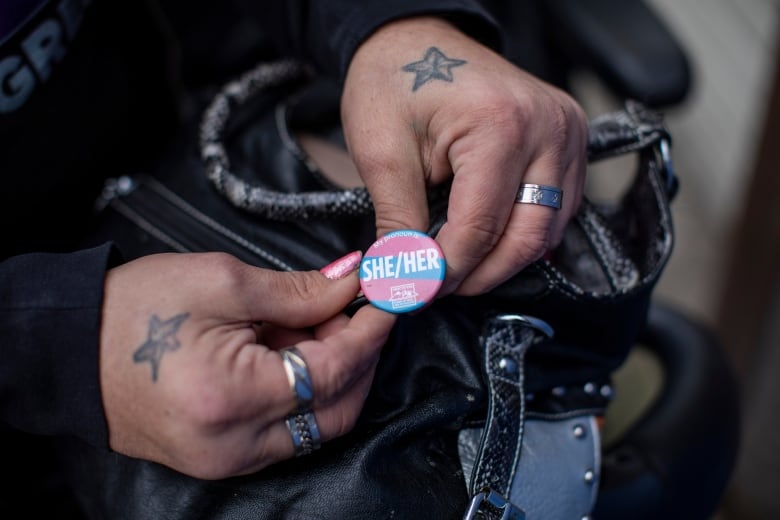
[320,250,363,280]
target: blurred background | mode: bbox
[572,0,779,518]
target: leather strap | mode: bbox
[465,315,552,518]
[470,316,536,495]
[199,60,677,221]
[586,99,670,162]
[462,315,601,519]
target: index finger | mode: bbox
[294,304,396,408]
[350,130,431,238]
[435,134,527,294]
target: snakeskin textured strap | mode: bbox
[465,315,553,520]
[199,59,375,220]
[198,60,674,222]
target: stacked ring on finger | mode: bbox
[285,412,322,457]
[280,346,322,457]
[515,183,563,210]
[281,346,314,411]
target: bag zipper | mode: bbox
[97,175,295,271]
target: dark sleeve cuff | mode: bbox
[305,0,503,80]
[0,243,123,449]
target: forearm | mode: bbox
[0,243,121,448]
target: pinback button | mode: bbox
[359,230,446,314]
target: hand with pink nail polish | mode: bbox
[100,250,396,479]
[320,250,364,280]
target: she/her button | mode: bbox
[359,230,446,313]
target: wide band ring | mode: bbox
[285,411,322,457]
[516,183,563,210]
[281,346,313,412]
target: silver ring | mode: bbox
[516,183,563,210]
[285,411,322,457]
[281,346,313,412]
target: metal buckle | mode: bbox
[496,314,554,341]
[658,138,679,197]
[463,488,526,520]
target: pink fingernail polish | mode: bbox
[320,250,363,280]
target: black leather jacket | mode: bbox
[0,0,498,451]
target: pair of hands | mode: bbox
[100,17,588,479]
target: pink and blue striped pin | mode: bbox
[359,230,446,313]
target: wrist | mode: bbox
[353,16,468,64]
[345,15,484,97]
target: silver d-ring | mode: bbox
[516,183,563,210]
[280,346,313,412]
[497,314,555,339]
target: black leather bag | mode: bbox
[71,60,676,519]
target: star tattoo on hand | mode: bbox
[132,312,190,382]
[402,47,467,91]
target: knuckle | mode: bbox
[513,228,552,266]
[551,95,588,153]
[263,270,323,309]
[461,214,505,254]
[313,358,376,437]
[198,252,247,293]
[331,408,360,438]
[316,355,354,402]
[443,87,526,143]
[183,457,236,481]
[322,395,364,441]
[283,272,322,304]
[179,382,236,429]
[260,271,328,328]
[473,94,527,142]
[545,102,571,154]
[373,200,428,234]
[159,387,250,480]
[350,144,402,177]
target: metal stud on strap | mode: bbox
[469,315,553,497]
[463,488,526,520]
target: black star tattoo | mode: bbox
[132,312,190,382]
[402,47,467,92]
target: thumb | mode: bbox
[362,148,431,239]
[244,266,362,329]
[341,78,430,238]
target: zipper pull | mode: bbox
[95,175,137,211]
